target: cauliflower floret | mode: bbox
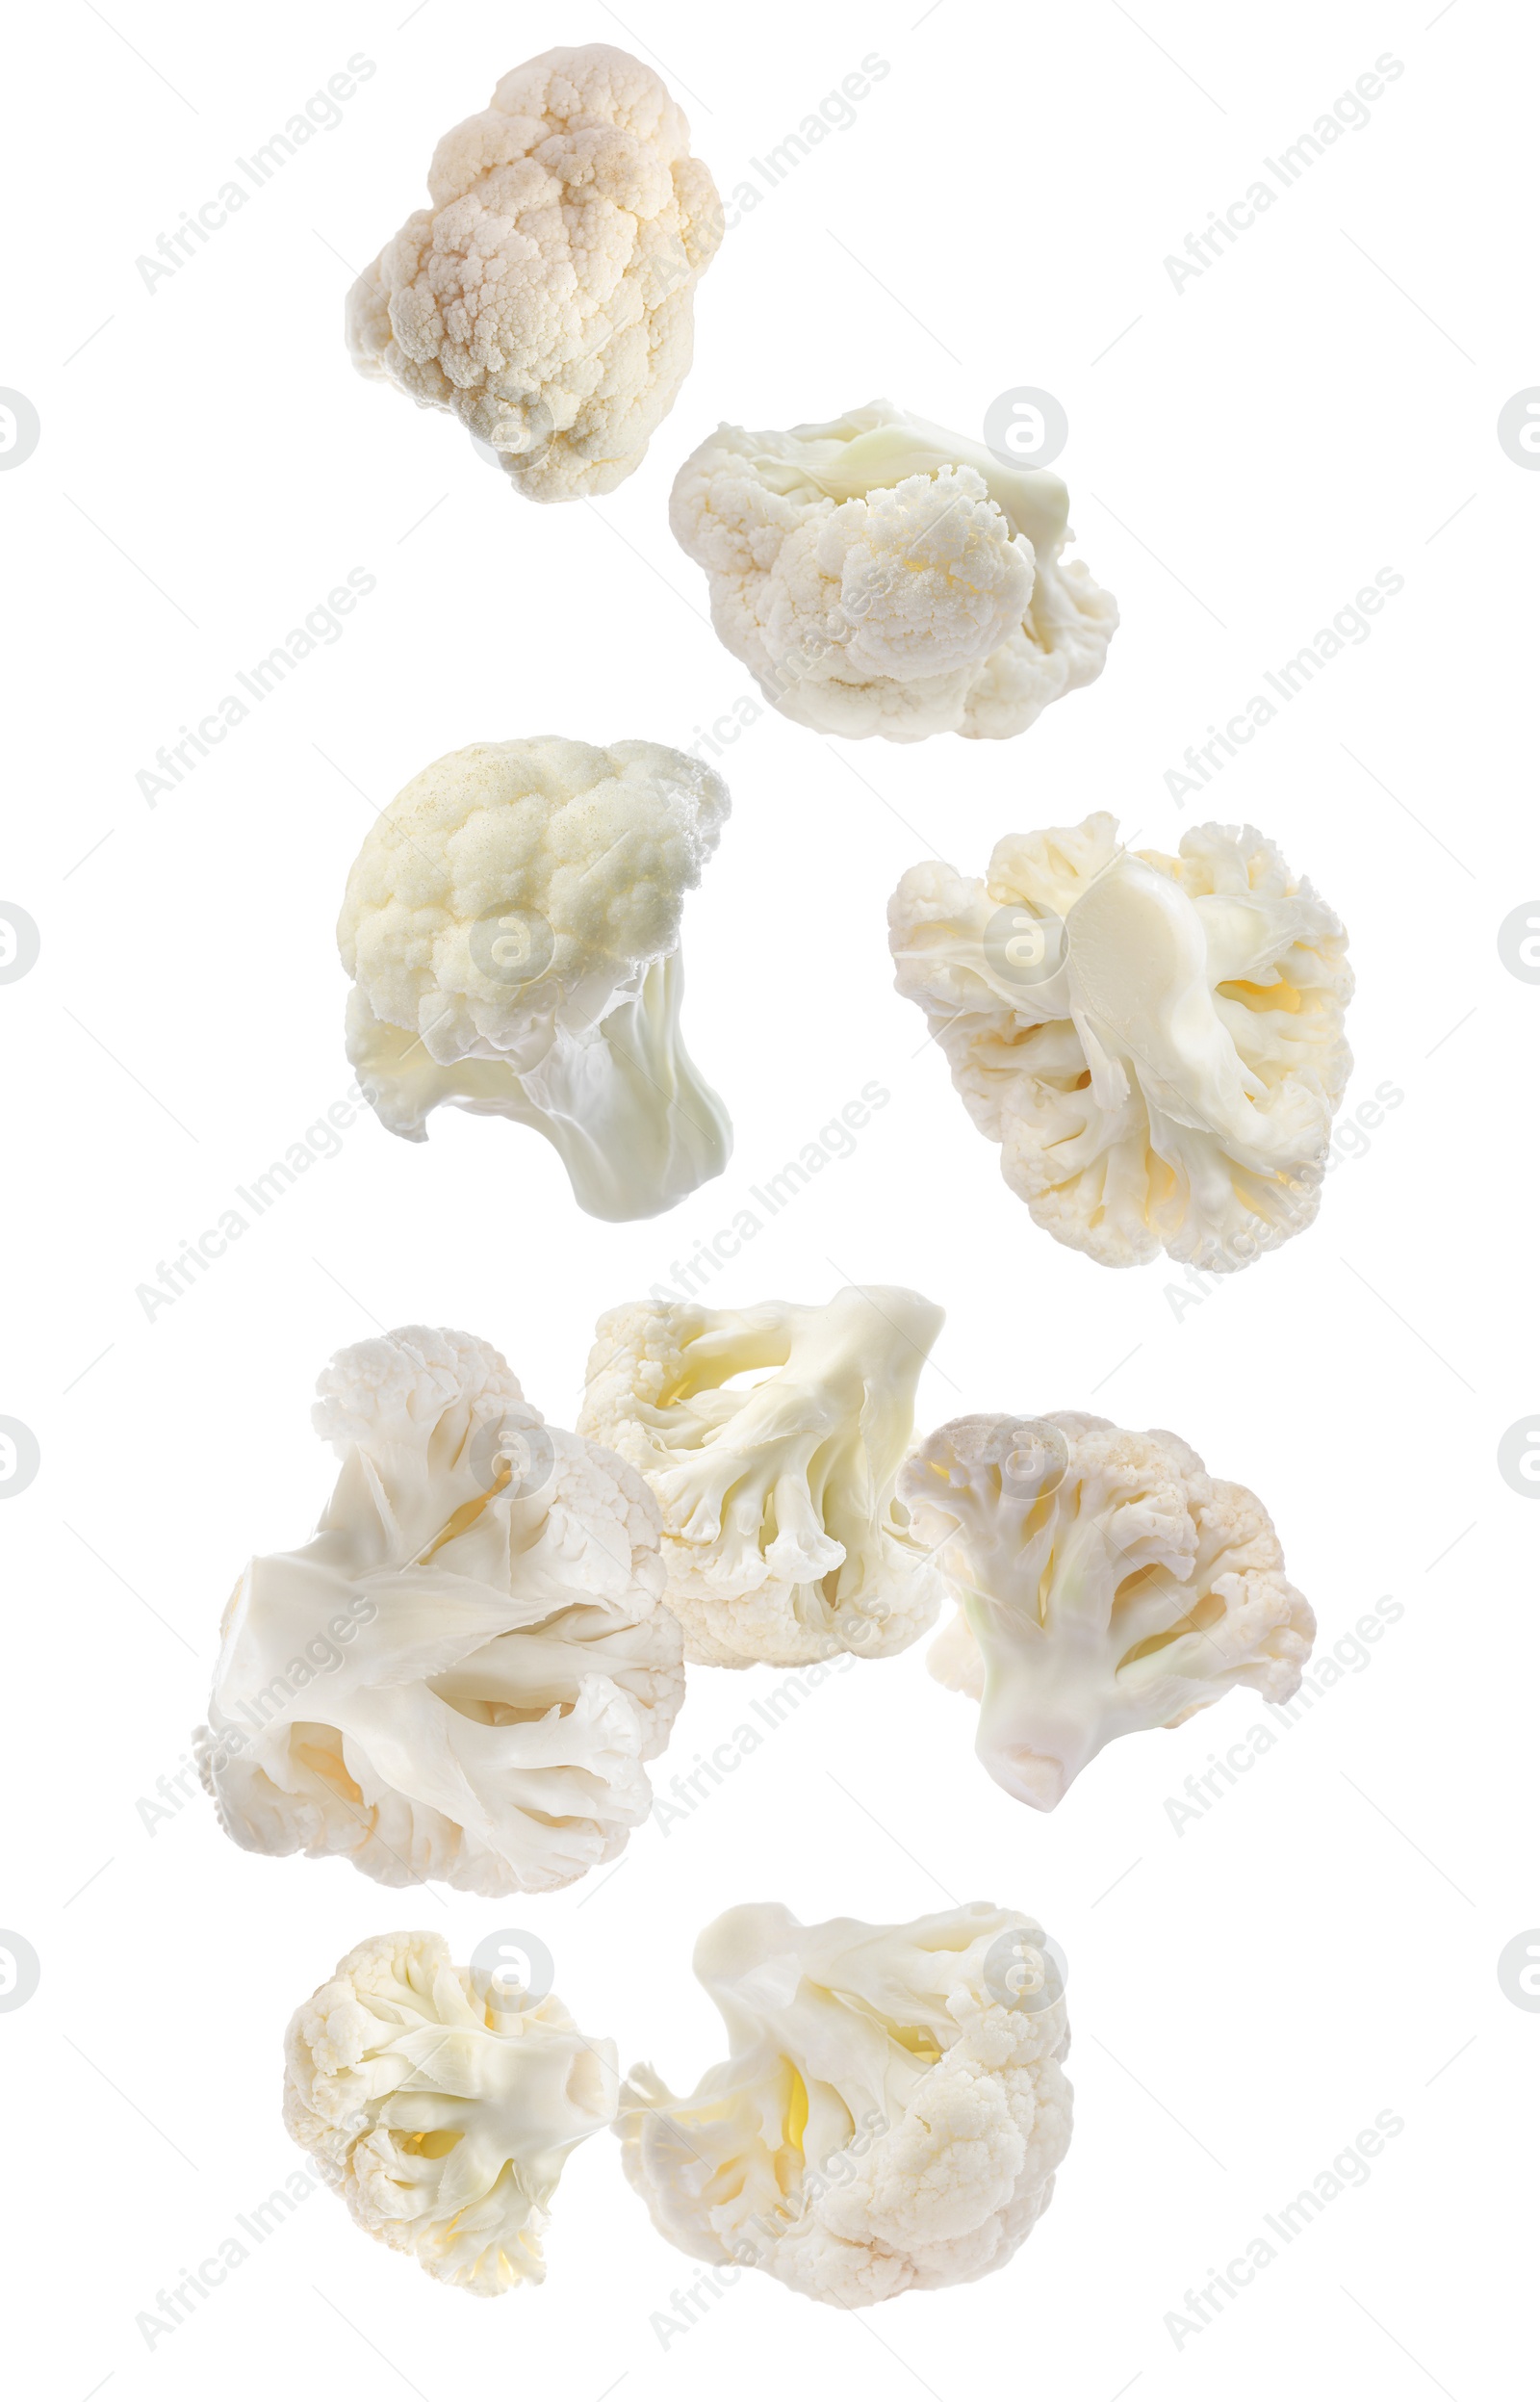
[338,736,732,1222]
[347,44,722,500]
[196,1327,684,1895]
[578,1286,945,1666]
[285,1930,616,2293]
[618,1900,1071,2303]
[901,1412,1316,1807]
[889,813,1353,1269]
[669,399,1117,741]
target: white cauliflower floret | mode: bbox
[670,399,1116,741]
[338,736,732,1222]
[285,1930,616,2294]
[618,1900,1071,2303]
[347,44,722,500]
[196,1326,684,1895]
[902,1412,1316,1807]
[889,813,1353,1269]
[579,1285,945,1666]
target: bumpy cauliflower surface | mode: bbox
[196,1327,683,1895]
[619,1900,1071,2304]
[670,400,1117,740]
[285,1930,616,2294]
[579,1286,945,1666]
[347,44,722,500]
[338,737,732,1222]
[903,1412,1316,1808]
[889,814,1353,1269]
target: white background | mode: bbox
[3,1,1535,2395]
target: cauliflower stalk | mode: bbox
[579,1285,945,1666]
[339,737,732,1222]
[902,1412,1315,1808]
[670,400,1117,740]
[196,1326,683,1895]
[347,44,722,500]
[285,1931,616,2294]
[619,1899,1071,2303]
[889,813,1353,1269]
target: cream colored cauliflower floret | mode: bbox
[578,1286,945,1666]
[669,400,1117,740]
[903,1412,1316,1807]
[889,813,1353,1268]
[618,1900,1071,2303]
[196,1326,684,1896]
[285,1930,616,2294]
[338,737,732,1222]
[347,44,722,499]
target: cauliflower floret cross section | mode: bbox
[579,1285,946,1666]
[347,44,723,500]
[285,1930,616,2294]
[339,736,732,1222]
[618,1900,1071,2303]
[670,400,1117,741]
[889,813,1353,1268]
[196,1326,683,1895]
[902,1411,1316,1808]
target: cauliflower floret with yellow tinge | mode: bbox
[347,44,722,500]
[902,1412,1316,1808]
[338,736,732,1222]
[618,1899,1071,2303]
[578,1286,946,1666]
[889,813,1353,1269]
[669,400,1117,741]
[196,1326,684,1896]
[285,1930,616,2294]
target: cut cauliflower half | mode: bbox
[196,1326,683,1896]
[670,399,1116,741]
[285,1930,616,2294]
[338,736,732,1223]
[347,44,722,500]
[889,813,1353,1269]
[579,1285,946,1666]
[619,1899,1071,2304]
[902,1412,1316,1808]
